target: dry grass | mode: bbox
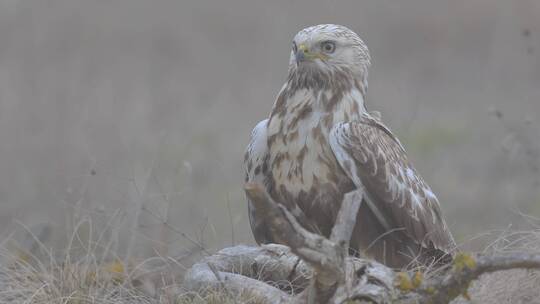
[454,224,540,304]
[0,215,272,304]
[2,219,540,304]
[0,220,155,303]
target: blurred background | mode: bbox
[0,0,539,261]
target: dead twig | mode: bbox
[409,253,540,304]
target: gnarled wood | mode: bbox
[183,183,540,304]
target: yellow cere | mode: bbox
[298,43,328,61]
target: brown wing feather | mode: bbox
[244,119,274,245]
[329,114,456,256]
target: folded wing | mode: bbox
[244,119,273,244]
[329,115,456,256]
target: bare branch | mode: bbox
[245,183,339,267]
[185,183,540,304]
[245,183,394,303]
[412,253,540,304]
[183,245,304,303]
[330,190,363,250]
[207,262,239,304]
[245,183,343,301]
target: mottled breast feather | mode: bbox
[329,113,456,257]
[263,79,365,238]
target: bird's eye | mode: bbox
[321,41,336,54]
[292,41,298,53]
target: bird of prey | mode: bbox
[244,24,455,268]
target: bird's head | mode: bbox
[288,24,371,85]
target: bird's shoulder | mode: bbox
[244,119,269,183]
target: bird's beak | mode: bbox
[295,44,309,63]
[295,43,326,64]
